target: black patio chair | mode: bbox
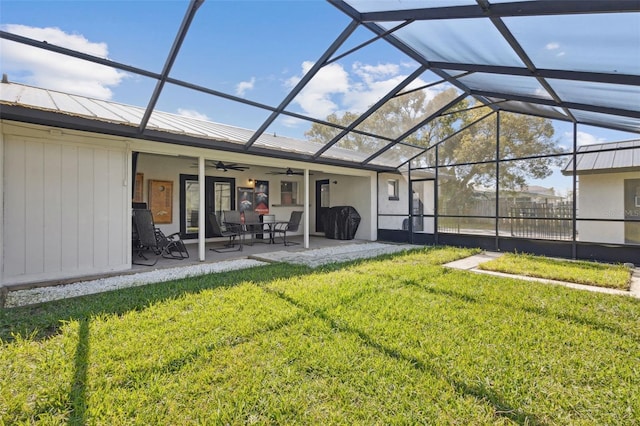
[132,209,189,265]
[242,210,261,244]
[208,212,242,252]
[273,211,302,246]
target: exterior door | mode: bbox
[180,174,235,238]
[316,179,330,233]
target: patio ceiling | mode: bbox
[0,0,638,172]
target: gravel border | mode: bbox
[3,242,416,308]
[4,259,267,308]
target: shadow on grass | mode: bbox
[121,313,306,386]
[0,249,427,343]
[68,319,89,426]
[0,263,313,342]
[267,287,547,426]
[406,269,640,343]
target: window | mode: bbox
[388,179,399,200]
[281,181,298,205]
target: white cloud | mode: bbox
[285,60,436,122]
[576,131,606,146]
[285,61,350,119]
[0,24,126,99]
[278,115,303,128]
[353,62,400,83]
[235,77,256,97]
[545,41,566,58]
[177,108,209,121]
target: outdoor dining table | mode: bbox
[224,219,289,245]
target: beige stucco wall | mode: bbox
[576,171,640,244]
[378,172,409,230]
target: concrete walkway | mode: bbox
[444,251,640,299]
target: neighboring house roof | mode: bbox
[561,139,640,175]
[476,185,565,201]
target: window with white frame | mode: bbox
[388,179,399,200]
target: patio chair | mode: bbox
[208,212,241,252]
[223,210,242,226]
[132,209,189,265]
[243,210,261,244]
[273,211,302,246]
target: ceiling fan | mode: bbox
[191,160,249,172]
[267,167,312,176]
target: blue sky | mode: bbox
[1,0,637,152]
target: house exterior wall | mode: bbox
[576,171,640,244]
[378,172,409,230]
[135,154,377,241]
[1,122,130,285]
[1,120,379,285]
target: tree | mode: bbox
[437,108,566,214]
[305,87,565,215]
[305,88,466,156]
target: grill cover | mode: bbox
[325,206,361,240]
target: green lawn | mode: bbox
[2,247,639,425]
[478,252,632,290]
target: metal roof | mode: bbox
[1,0,639,171]
[562,139,640,175]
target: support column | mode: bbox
[304,169,310,248]
[198,156,205,261]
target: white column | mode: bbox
[198,156,206,261]
[304,169,310,248]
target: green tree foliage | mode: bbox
[305,86,565,214]
[305,88,466,154]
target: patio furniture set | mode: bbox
[132,208,302,264]
[209,210,303,252]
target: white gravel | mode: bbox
[3,242,416,308]
[4,259,267,308]
[252,242,415,268]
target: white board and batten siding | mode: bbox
[2,126,130,285]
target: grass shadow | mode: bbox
[0,263,313,342]
[267,287,547,426]
[68,319,89,426]
[408,269,640,343]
